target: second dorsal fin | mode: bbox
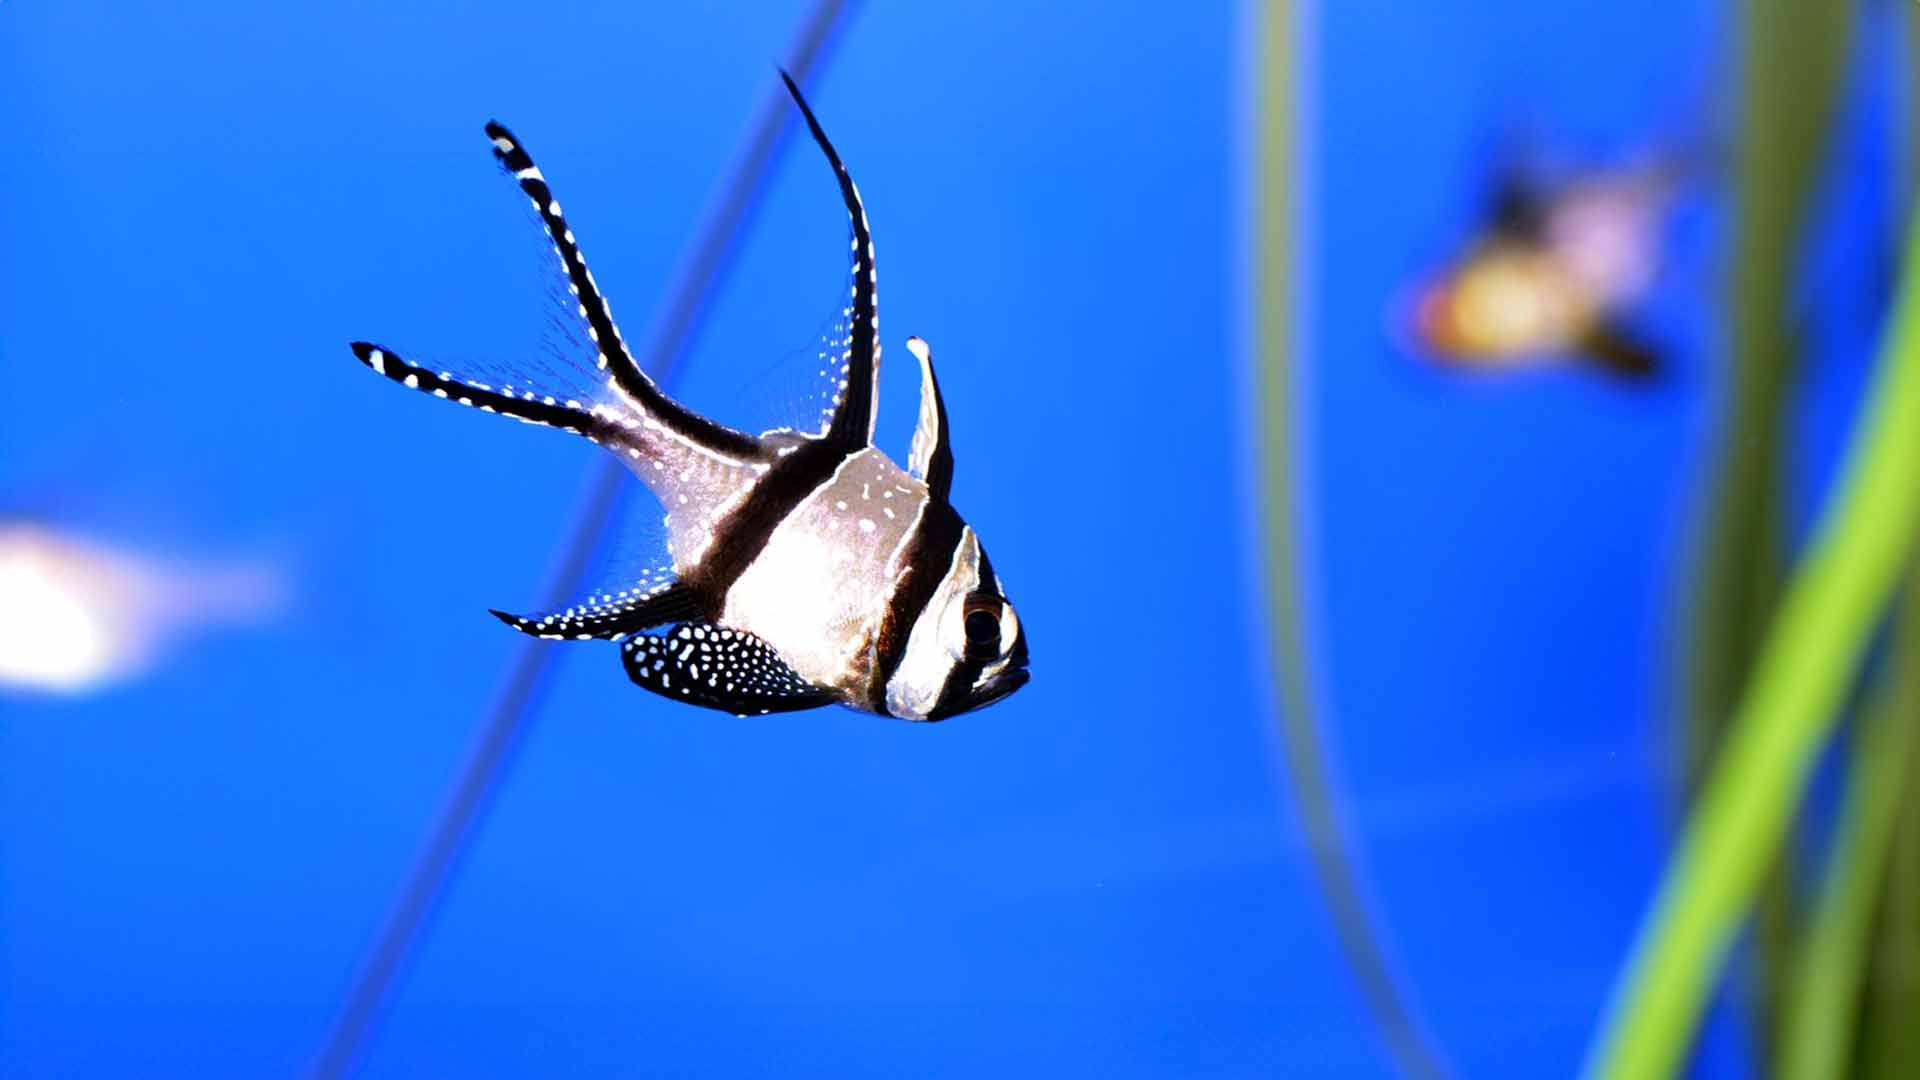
[904,337,953,500]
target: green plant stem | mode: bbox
[1856,562,1920,1078]
[1687,0,1853,1045]
[1851,15,1920,1077]
[1584,211,1920,1080]
[1856,703,1920,1079]
[1777,612,1920,1080]
[1690,0,1853,781]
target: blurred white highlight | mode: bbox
[0,524,285,694]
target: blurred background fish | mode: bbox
[1405,157,1688,379]
[0,522,285,694]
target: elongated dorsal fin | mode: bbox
[780,69,879,450]
[904,337,953,500]
[484,122,760,459]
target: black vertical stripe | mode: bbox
[867,501,966,713]
[927,658,985,721]
[694,438,856,598]
[924,547,999,719]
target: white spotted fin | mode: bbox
[489,578,702,641]
[621,621,834,715]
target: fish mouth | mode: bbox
[964,665,1030,713]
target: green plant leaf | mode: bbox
[1583,206,1920,1080]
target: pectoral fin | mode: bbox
[1578,322,1661,380]
[620,622,835,716]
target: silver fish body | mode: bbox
[350,74,1028,720]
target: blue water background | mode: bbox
[0,0,1896,1075]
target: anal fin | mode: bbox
[491,581,703,640]
[621,622,835,716]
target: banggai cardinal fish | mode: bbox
[1409,160,1681,380]
[349,73,1029,720]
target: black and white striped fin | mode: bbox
[779,70,879,450]
[349,341,628,443]
[489,579,702,641]
[903,337,953,500]
[483,121,760,460]
[620,622,835,715]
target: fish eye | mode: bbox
[961,594,1004,659]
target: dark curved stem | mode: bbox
[307,5,858,1074]
[1254,2,1450,1076]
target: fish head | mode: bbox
[883,520,1029,722]
[935,551,1029,719]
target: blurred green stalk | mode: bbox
[1686,0,1852,1042]
[1781,15,1920,1076]
[1690,0,1852,780]
[1584,210,1920,1080]
[1855,683,1920,1077]
[1852,19,1920,1076]
[1776,581,1920,1080]
[1253,2,1446,1076]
